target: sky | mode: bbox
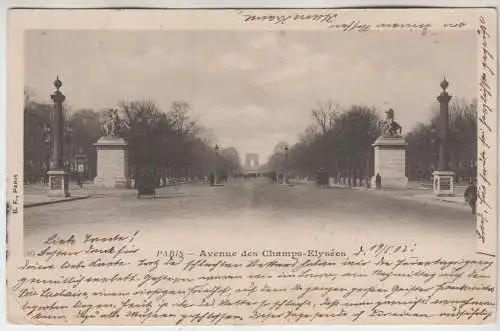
[25,30,477,162]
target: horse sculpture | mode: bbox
[379,108,403,138]
[102,108,122,137]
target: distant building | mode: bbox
[244,153,260,176]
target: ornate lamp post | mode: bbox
[284,145,289,185]
[43,124,52,177]
[64,124,73,172]
[47,76,70,197]
[214,144,219,185]
[432,77,455,196]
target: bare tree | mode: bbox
[311,99,341,134]
[406,98,477,181]
[169,101,199,139]
[273,141,289,154]
[267,103,379,184]
[298,125,320,145]
[120,99,161,126]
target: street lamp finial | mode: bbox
[440,77,449,91]
[54,75,62,90]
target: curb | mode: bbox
[432,197,466,206]
[344,186,469,209]
[395,194,468,210]
[24,195,90,208]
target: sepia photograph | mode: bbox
[5,8,497,326]
[22,29,478,249]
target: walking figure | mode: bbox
[76,172,83,190]
[464,178,477,214]
[375,173,382,190]
[317,168,328,188]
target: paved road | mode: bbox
[23,178,476,256]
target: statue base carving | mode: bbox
[371,136,408,189]
[47,169,70,197]
[94,136,130,189]
[432,170,455,196]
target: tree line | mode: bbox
[23,89,242,184]
[405,99,477,181]
[265,98,477,186]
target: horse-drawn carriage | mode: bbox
[136,172,157,198]
[316,168,329,187]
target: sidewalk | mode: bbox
[24,184,90,208]
[289,178,470,210]
[374,187,468,209]
[356,185,469,210]
[23,180,192,207]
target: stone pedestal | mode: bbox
[47,169,70,197]
[94,136,130,189]
[432,170,455,196]
[371,136,408,189]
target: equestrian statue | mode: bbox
[379,108,402,138]
[102,108,125,137]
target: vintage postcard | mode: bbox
[5,8,498,325]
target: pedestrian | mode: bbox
[76,172,83,190]
[375,173,382,190]
[464,178,477,214]
[209,173,215,186]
